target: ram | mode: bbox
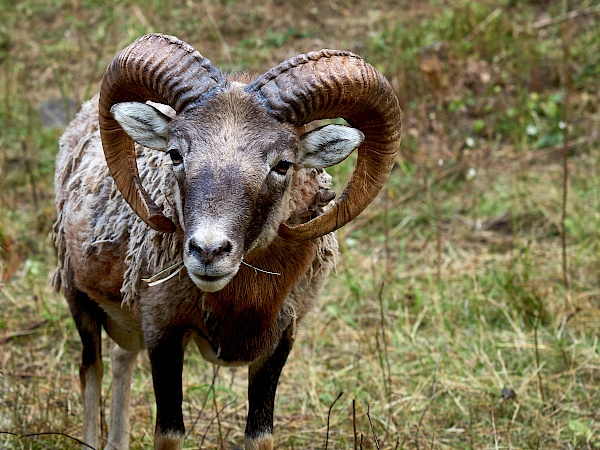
[53,33,401,450]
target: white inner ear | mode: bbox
[111,102,171,150]
[298,124,365,169]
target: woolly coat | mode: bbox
[53,94,338,362]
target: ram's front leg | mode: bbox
[147,330,187,450]
[245,325,295,450]
[105,343,139,450]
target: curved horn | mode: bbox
[99,34,228,233]
[246,50,401,241]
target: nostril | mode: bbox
[188,238,233,265]
[215,240,232,256]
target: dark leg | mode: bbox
[147,331,187,450]
[66,285,105,449]
[245,326,295,450]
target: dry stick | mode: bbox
[415,350,443,450]
[324,392,343,450]
[376,283,394,442]
[464,7,502,41]
[353,399,358,450]
[507,134,599,167]
[186,365,221,440]
[532,4,600,28]
[366,403,381,450]
[533,309,546,402]
[22,101,39,211]
[0,431,97,450]
[213,391,224,450]
[560,2,572,295]
[199,398,237,449]
[0,320,47,344]
[383,180,392,278]
[205,4,233,66]
[428,159,444,282]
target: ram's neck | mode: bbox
[201,237,316,362]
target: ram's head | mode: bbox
[99,34,401,292]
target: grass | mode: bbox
[1,0,599,448]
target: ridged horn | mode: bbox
[245,50,402,241]
[99,34,228,233]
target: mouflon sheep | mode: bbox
[53,33,401,450]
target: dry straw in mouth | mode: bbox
[142,261,185,287]
[143,260,281,287]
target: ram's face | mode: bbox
[112,88,363,292]
[168,91,299,291]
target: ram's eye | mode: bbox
[168,149,183,165]
[272,160,293,175]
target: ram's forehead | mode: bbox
[170,88,297,157]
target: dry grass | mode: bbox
[1,0,599,449]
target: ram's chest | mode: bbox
[141,238,317,364]
[194,290,286,364]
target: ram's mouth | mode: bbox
[195,274,225,283]
[186,269,239,293]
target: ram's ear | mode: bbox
[110,102,172,150]
[297,124,365,168]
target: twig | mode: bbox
[559,2,572,294]
[324,392,343,450]
[213,390,224,450]
[507,134,599,166]
[22,101,39,211]
[492,409,499,450]
[205,4,233,65]
[415,349,443,450]
[199,398,236,449]
[353,399,358,450]
[131,4,150,28]
[377,284,392,397]
[532,5,600,29]
[464,7,503,41]
[0,320,47,344]
[0,431,97,450]
[367,403,380,450]
[376,283,394,442]
[533,309,545,402]
[186,365,221,440]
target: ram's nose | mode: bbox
[184,230,240,292]
[188,236,233,265]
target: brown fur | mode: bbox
[202,237,317,362]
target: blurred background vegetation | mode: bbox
[1,0,599,448]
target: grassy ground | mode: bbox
[1,0,599,448]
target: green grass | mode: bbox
[1,0,599,449]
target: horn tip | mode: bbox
[149,214,177,234]
[278,223,317,241]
